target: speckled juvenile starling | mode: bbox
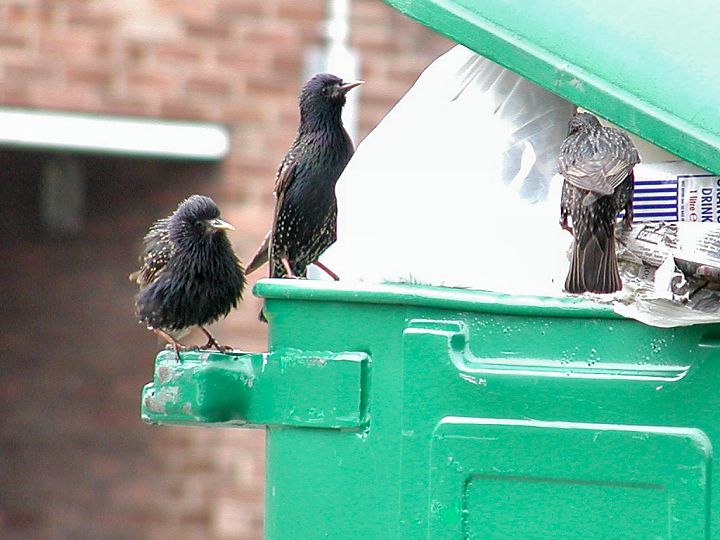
[130,195,246,355]
[559,112,640,294]
[245,73,364,282]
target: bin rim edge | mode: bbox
[253,279,622,320]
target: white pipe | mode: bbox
[304,0,361,141]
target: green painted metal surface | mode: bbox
[383,0,720,175]
[142,348,368,429]
[256,280,720,539]
[142,280,720,538]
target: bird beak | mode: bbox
[208,218,235,231]
[338,80,365,94]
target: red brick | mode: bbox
[216,46,271,72]
[4,59,55,81]
[351,24,402,53]
[185,75,232,97]
[276,0,324,22]
[67,65,113,87]
[0,31,28,49]
[4,2,34,25]
[246,72,294,96]
[227,159,276,182]
[271,46,303,73]
[0,84,32,107]
[31,85,102,110]
[125,71,178,94]
[222,101,272,123]
[242,23,300,50]
[352,0,391,24]
[67,5,117,29]
[122,40,153,68]
[159,99,212,120]
[102,96,153,117]
[217,0,268,18]
[181,511,211,526]
[185,20,232,40]
[155,0,218,21]
[276,104,302,126]
[38,33,102,59]
[0,3,451,540]
[153,43,202,65]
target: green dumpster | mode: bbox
[142,1,720,538]
[144,281,720,538]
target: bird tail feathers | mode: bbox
[246,230,272,275]
[565,231,622,294]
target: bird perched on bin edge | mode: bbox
[559,112,640,294]
[245,73,364,292]
[130,195,246,357]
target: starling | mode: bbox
[131,195,246,356]
[246,73,364,282]
[559,112,640,294]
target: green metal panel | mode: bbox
[142,280,720,538]
[143,280,720,540]
[430,420,709,538]
[383,0,720,174]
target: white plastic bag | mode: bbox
[321,45,574,294]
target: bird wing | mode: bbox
[274,144,299,196]
[130,217,174,287]
[559,128,640,195]
[244,143,301,275]
[270,148,301,251]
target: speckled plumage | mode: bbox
[246,73,361,280]
[131,195,246,350]
[559,112,639,294]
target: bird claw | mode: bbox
[198,326,234,352]
[203,342,234,353]
[164,343,189,351]
[199,330,233,353]
[279,257,301,279]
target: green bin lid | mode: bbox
[385,0,720,174]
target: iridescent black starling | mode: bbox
[559,112,640,294]
[246,73,364,282]
[131,195,246,355]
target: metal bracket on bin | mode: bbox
[142,348,369,430]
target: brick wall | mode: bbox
[0,1,450,538]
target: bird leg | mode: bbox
[559,213,573,235]
[622,203,634,230]
[153,328,186,361]
[312,260,340,281]
[199,326,233,353]
[281,257,302,279]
